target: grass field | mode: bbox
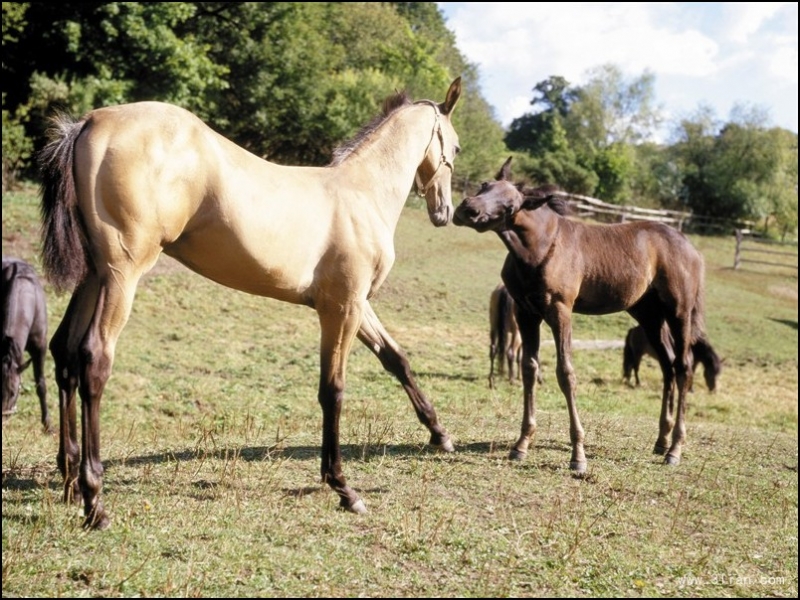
[2,186,797,597]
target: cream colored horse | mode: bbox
[39,77,462,529]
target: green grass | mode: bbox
[2,186,797,597]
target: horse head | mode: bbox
[414,77,463,227]
[2,336,29,421]
[453,157,556,232]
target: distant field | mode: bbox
[2,186,797,598]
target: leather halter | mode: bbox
[414,101,454,197]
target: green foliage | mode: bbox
[508,67,664,203]
[1,100,33,192]
[672,103,798,234]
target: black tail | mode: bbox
[622,330,635,381]
[688,256,721,391]
[490,290,509,376]
[38,112,91,293]
[692,337,722,392]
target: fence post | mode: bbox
[734,229,742,269]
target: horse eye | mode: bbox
[480,182,489,192]
[454,145,461,156]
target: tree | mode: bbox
[2,1,506,189]
[672,102,798,235]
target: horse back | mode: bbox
[1,258,47,346]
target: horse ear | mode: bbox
[496,157,513,181]
[441,77,462,115]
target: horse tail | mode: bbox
[688,255,722,390]
[38,112,91,293]
[622,328,635,380]
[496,288,512,371]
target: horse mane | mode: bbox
[520,183,571,216]
[329,90,413,166]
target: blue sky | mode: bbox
[437,2,798,138]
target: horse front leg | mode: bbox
[548,306,585,473]
[509,309,542,460]
[356,302,453,452]
[319,303,367,514]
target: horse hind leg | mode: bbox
[50,280,100,505]
[56,267,143,529]
[663,316,693,466]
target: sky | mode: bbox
[437,2,798,139]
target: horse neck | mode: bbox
[498,208,559,267]
[334,105,436,225]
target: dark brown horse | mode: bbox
[2,258,51,433]
[38,77,463,529]
[453,157,717,472]
[489,283,522,388]
[623,324,722,391]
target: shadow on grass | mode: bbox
[768,317,798,330]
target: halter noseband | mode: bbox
[414,101,454,197]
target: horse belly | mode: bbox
[573,287,633,315]
[163,237,315,306]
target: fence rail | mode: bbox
[557,192,691,230]
[733,229,798,271]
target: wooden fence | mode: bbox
[557,192,691,231]
[733,229,798,272]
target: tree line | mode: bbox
[3,2,797,237]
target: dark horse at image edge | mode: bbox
[453,157,719,472]
[2,257,52,433]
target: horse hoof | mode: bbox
[431,436,454,453]
[439,438,455,453]
[652,445,668,456]
[664,454,680,466]
[83,511,110,531]
[508,449,527,461]
[341,499,367,515]
[570,461,587,474]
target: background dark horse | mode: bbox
[2,257,51,433]
[623,324,722,391]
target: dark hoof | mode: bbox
[653,445,669,456]
[508,449,527,461]
[664,454,680,466]
[570,461,587,474]
[83,510,110,531]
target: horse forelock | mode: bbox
[329,90,414,166]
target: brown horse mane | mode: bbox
[329,90,413,166]
[520,183,571,217]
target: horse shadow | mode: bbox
[768,317,798,330]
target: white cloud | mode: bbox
[438,2,798,133]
